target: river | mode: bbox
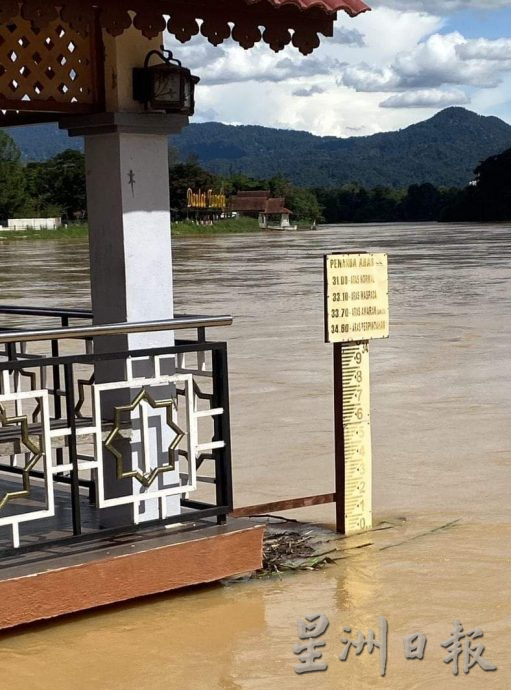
[0,223,510,689]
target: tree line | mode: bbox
[0,131,86,221]
[1,129,511,224]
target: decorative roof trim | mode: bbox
[3,0,370,55]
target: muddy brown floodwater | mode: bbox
[0,223,510,689]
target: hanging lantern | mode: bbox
[133,47,200,115]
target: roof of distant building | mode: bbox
[265,198,292,214]
[230,191,291,214]
[230,191,269,212]
[236,191,271,198]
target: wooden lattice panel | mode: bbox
[0,16,101,113]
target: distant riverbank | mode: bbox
[0,218,265,240]
[173,218,260,234]
[0,224,89,240]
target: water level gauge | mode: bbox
[324,253,390,535]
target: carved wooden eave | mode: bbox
[0,0,370,125]
[2,0,370,52]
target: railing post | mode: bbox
[6,342,16,375]
[212,343,233,523]
[57,315,69,472]
[64,363,82,535]
[51,338,64,470]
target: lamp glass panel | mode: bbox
[151,69,181,105]
[183,79,193,110]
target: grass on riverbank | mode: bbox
[0,217,261,240]
[172,217,260,234]
[0,224,89,240]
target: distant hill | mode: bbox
[8,124,83,160]
[7,107,511,188]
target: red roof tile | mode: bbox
[265,198,291,214]
[252,0,370,16]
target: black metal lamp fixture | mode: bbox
[133,47,200,115]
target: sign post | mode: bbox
[324,253,389,534]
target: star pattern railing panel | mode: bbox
[0,310,233,553]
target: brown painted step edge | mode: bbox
[0,520,264,630]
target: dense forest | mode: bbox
[9,108,511,189]
[170,108,511,189]
[1,129,511,224]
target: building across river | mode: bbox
[230,191,297,230]
[4,218,61,231]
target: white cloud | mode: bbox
[194,106,220,122]
[183,43,228,70]
[468,71,511,116]
[456,38,511,60]
[169,8,443,88]
[176,40,346,86]
[339,32,511,92]
[340,62,399,91]
[349,8,444,61]
[293,85,325,97]
[380,87,470,108]
[169,5,511,137]
[331,26,366,47]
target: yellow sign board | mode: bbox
[187,188,226,209]
[324,253,389,343]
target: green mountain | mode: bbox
[8,124,83,161]
[7,107,511,188]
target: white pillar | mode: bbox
[61,112,188,525]
[59,24,193,525]
[84,124,176,332]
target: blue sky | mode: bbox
[445,7,511,38]
[171,1,511,137]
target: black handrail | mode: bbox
[0,305,93,319]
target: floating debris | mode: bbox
[223,516,460,585]
[260,531,336,575]
[221,520,342,585]
[256,521,342,578]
